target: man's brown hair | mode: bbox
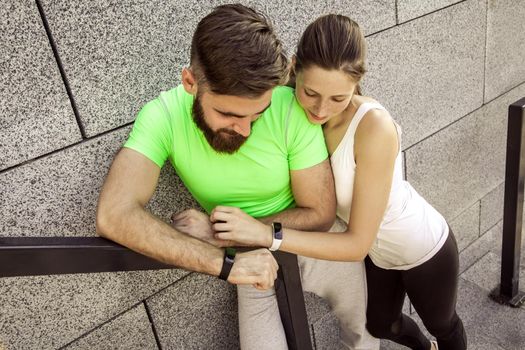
[190,4,288,97]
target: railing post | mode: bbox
[490,97,525,307]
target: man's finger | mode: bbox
[171,211,187,221]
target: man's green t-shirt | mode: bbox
[124,85,328,217]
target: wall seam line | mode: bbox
[394,0,399,24]
[403,79,525,153]
[0,121,133,175]
[57,300,145,349]
[392,0,467,26]
[35,0,87,139]
[482,0,490,102]
[144,300,164,350]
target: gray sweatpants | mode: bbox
[237,223,380,349]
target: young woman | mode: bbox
[210,15,467,350]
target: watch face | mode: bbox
[273,222,283,239]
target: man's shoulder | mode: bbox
[270,86,295,104]
[138,85,191,122]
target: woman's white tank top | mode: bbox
[331,102,449,270]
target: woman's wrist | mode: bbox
[261,224,273,248]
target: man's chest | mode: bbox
[170,136,292,214]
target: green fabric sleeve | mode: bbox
[286,97,328,170]
[123,98,173,168]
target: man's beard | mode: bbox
[192,94,248,154]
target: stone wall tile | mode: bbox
[40,0,395,136]
[0,127,198,237]
[146,273,239,350]
[485,0,525,101]
[0,0,81,170]
[64,303,157,350]
[405,83,525,219]
[450,202,480,252]
[0,269,186,349]
[480,182,504,235]
[363,0,485,148]
[459,222,502,274]
[397,0,462,23]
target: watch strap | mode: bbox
[218,247,236,281]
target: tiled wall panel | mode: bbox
[405,83,525,220]
[147,273,240,350]
[397,0,462,23]
[64,303,158,350]
[484,0,525,102]
[40,0,395,137]
[480,182,504,234]
[0,0,81,170]
[363,0,485,148]
[0,269,186,349]
[0,127,199,237]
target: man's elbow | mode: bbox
[95,209,112,238]
[95,201,124,240]
[317,208,336,231]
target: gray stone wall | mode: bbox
[1,0,524,349]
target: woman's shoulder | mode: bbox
[353,96,397,148]
[353,95,392,126]
[354,94,380,105]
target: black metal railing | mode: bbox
[0,237,312,349]
[490,97,525,307]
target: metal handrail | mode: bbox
[0,236,312,349]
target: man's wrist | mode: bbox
[218,247,236,281]
[212,249,224,277]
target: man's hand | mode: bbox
[228,248,278,290]
[171,209,235,247]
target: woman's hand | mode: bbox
[211,206,272,248]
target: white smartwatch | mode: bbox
[269,222,283,251]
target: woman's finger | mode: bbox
[212,222,233,232]
[210,210,232,223]
[213,206,237,214]
[215,231,233,241]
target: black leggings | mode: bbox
[365,230,467,350]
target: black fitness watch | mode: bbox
[218,247,236,281]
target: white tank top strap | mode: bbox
[349,102,386,129]
[343,102,387,144]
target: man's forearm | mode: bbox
[97,205,223,277]
[258,206,334,231]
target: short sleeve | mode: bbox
[286,97,328,170]
[123,98,173,168]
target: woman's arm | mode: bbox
[213,108,399,261]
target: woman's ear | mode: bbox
[181,67,198,95]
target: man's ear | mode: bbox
[182,67,198,95]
